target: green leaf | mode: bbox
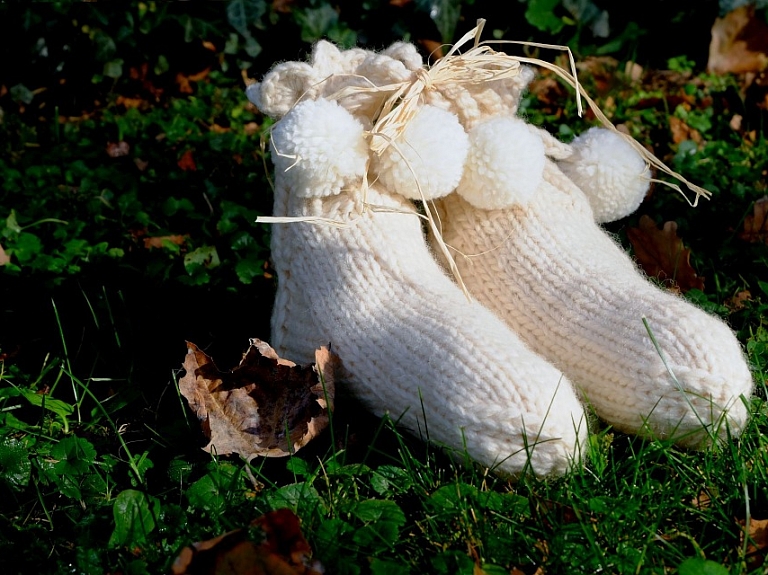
[167,459,193,484]
[235,258,264,284]
[51,436,97,476]
[285,457,312,478]
[0,437,31,489]
[186,463,240,514]
[93,29,117,62]
[525,0,565,33]
[265,482,326,517]
[10,84,34,105]
[314,517,355,560]
[227,0,267,37]
[370,465,414,496]
[351,500,406,550]
[430,550,474,574]
[184,245,220,270]
[428,482,478,510]
[154,54,169,75]
[55,472,83,500]
[4,210,22,235]
[677,557,729,575]
[103,59,124,79]
[415,0,462,43]
[370,558,411,575]
[295,5,340,43]
[129,451,154,486]
[109,489,159,547]
[20,388,74,421]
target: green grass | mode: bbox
[2,2,768,574]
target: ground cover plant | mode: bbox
[1,1,768,573]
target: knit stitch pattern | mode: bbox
[436,161,753,446]
[257,46,589,477]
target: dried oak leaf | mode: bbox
[171,508,324,575]
[708,5,768,75]
[740,196,768,244]
[738,517,768,571]
[626,215,705,293]
[179,339,337,458]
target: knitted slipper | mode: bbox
[249,42,587,477]
[428,65,753,447]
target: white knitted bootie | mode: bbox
[428,65,753,447]
[248,43,588,477]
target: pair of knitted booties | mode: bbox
[248,39,753,477]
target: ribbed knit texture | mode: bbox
[256,44,590,477]
[436,161,754,446]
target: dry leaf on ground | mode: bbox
[171,508,324,575]
[106,141,130,158]
[626,215,705,293]
[669,116,702,145]
[708,5,768,75]
[178,149,197,171]
[740,196,768,244]
[176,68,211,94]
[0,244,10,266]
[738,517,768,571]
[143,235,187,249]
[726,289,752,311]
[178,339,337,458]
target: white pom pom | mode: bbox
[558,127,651,223]
[373,105,468,201]
[270,99,368,198]
[458,117,545,210]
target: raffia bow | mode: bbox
[258,18,712,298]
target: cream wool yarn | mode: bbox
[429,80,753,446]
[253,45,589,477]
[557,127,651,223]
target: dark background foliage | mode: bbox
[1,2,767,573]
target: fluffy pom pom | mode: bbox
[458,117,545,210]
[373,105,468,200]
[558,127,650,223]
[270,99,368,198]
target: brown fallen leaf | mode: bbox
[740,196,768,244]
[176,68,211,94]
[726,289,752,311]
[106,141,130,158]
[171,508,324,575]
[143,235,187,250]
[115,96,145,109]
[708,5,768,75]
[178,339,337,458]
[626,215,705,293]
[273,0,295,13]
[738,517,768,571]
[178,149,197,171]
[669,116,702,145]
[0,244,10,266]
